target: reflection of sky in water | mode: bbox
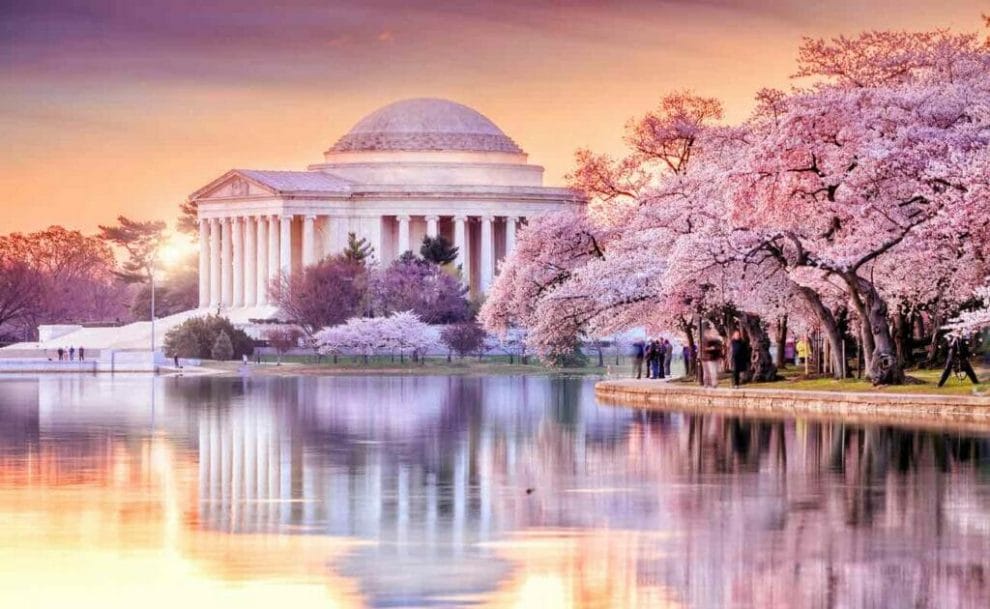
[1,374,989,608]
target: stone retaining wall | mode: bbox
[595,379,990,430]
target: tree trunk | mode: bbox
[775,315,788,368]
[739,312,777,382]
[893,309,911,372]
[846,281,878,378]
[860,325,874,374]
[846,274,903,385]
[925,311,943,369]
[795,286,845,379]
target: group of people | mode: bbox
[633,338,675,379]
[632,330,754,389]
[52,346,84,361]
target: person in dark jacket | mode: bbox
[647,339,664,379]
[938,335,980,387]
[632,341,645,379]
[729,331,748,387]
[656,339,667,379]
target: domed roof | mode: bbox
[330,98,523,154]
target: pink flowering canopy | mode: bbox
[482,23,990,380]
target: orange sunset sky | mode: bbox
[1,0,987,235]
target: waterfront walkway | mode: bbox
[596,379,990,430]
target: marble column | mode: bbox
[480,214,494,293]
[256,216,268,306]
[268,215,280,286]
[302,215,316,267]
[506,216,518,256]
[426,214,439,238]
[279,215,292,276]
[397,214,410,255]
[454,215,469,287]
[243,216,256,307]
[198,219,209,308]
[221,217,232,307]
[209,219,221,309]
[232,217,244,307]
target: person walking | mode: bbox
[57,347,64,361]
[78,346,85,361]
[729,331,748,388]
[938,335,980,387]
[701,337,723,388]
[682,344,693,376]
[663,339,673,377]
[68,346,75,361]
[632,340,645,379]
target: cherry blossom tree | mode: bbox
[269,256,368,334]
[369,255,471,323]
[0,226,129,338]
[944,284,990,335]
[727,30,990,383]
[315,312,438,363]
[440,321,487,359]
[265,326,303,365]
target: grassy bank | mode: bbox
[673,365,990,396]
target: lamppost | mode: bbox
[148,250,160,355]
[150,264,156,353]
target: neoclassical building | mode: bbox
[190,98,583,311]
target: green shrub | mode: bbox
[163,315,253,360]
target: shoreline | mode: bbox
[595,379,990,431]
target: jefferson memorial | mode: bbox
[191,97,582,311]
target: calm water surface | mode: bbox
[1,374,988,608]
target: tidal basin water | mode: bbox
[1,375,989,608]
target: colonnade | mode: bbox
[198,213,524,308]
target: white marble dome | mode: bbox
[330,98,523,154]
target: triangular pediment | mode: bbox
[190,170,277,201]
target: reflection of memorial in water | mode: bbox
[186,375,623,603]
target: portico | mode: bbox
[188,98,582,312]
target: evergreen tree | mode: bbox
[341,232,374,265]
[211,330,234,360]
[97,216,167,283]
[420,235,458,266]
